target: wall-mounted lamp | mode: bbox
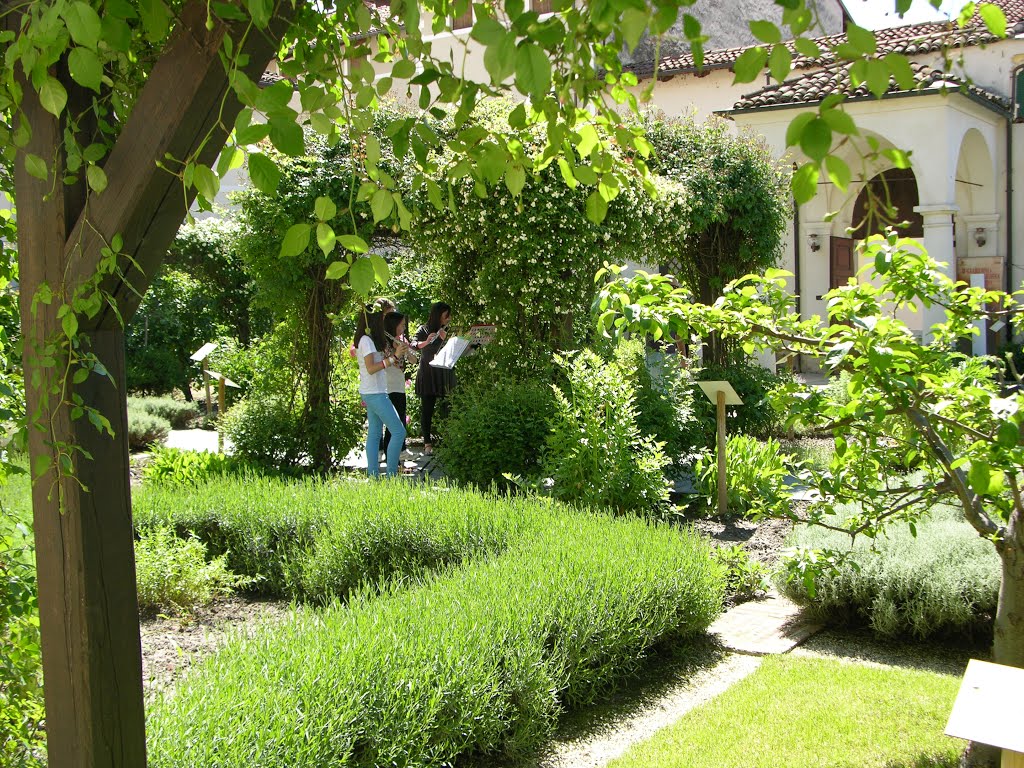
[974,227,987,248]
[808,233,821,252]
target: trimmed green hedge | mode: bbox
[133,477,541,601]
[779,504,999,640]
[146,498,723,767]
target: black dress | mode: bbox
[414,324,456,397]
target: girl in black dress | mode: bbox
[412,302,453,454]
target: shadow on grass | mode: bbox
[882,750,964,768]
[470,634,729,768]
[796,626,991,678]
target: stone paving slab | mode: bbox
[708,590,823,655]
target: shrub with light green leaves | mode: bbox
[543,349,671,515]
[127,395,198,429]
[142,445,241,487]
[780,504,1000,640]
[126,406,171,450]
[135,527,255,616]
[693,435,795,518]
[146,503,723,767]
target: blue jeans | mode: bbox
[363,392,406,477]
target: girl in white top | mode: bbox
[355,311,407,477]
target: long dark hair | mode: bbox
[426,302,451,333]
[353,299,395,348]
[383,311,407,352]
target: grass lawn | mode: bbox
[608,655,964,768]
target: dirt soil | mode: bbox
[686,515,793,568]
[140,596,291,696]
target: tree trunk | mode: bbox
[993,505,1024,668]
[302,266,337,473]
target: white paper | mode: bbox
[430,336,471,369]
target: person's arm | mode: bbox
[364,351,397,374]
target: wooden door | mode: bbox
[830,236,856,291]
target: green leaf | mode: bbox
[471,16,506,45]
[821,107,858,136]
[824,154,851,192]
[515,43,552,99]
[799,118,832,162]
[505,163,526,196]
[279,223,311,257]
[325,260,350,280]
[785,112,816,147]
[317,223,336,256]
[577,124,599,158]
[750,20,781,44]
[978,3,1007,36]
[62,311,78,339]
[370,253,390,287]
[996,420,1019,448]
[508,103,527,129]
[193,164,219,201]
[139,0,171,42]
[732,47,767,85]
[65,1,103,48]
[349,257,375,296]
[315,196,337,221]
[269,118,305,156]
[24,154,47,180]
[338,234,369,253]
[245,0,272,28]
[86,164,108,193]
[866,58,890,98]
[371,189,394,223]
[68,48,102,92]
[39,77,68,117]
[793,37,821,57]
[248,153,280,194]
[768,44,792,83]
[846,24,876,55]
[968,460,993,495]
[585,190,608,224]
[620,8,649,52]
[484,33,516,84]
[33,453,51,480]
[216,146,244,177]
[884,53,916,92]
[792,162,819,204]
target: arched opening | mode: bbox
[850,168,924,240]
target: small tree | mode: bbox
[644,114,790,365]
[596,232,1024,672]
[409,100,687,374]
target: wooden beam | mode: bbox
[12,4,297,766]
[16,74,146,768]
[64,0,297,329]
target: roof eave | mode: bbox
[724,86,1011,118]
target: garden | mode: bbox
[3,2,1023,764]
[1,101,1014,767]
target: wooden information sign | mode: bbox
[945,659,1024,767]
[696,381,743,517]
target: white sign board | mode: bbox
[945,659,1024,754]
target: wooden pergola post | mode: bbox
[12,4,294,765]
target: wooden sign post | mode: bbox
[190,342,219,418]
[697,381,743,517]
[205,370,241,453]
[946,659,1024,767]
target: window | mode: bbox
[451,4,473,30]
[532,0,554,13]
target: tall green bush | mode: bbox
[543,350,670,515]
[693,435,796,519]
[436,375,555,489]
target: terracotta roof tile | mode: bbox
[628,0,1024,80]
[730,60,1011,111]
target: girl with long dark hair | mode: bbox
[355,307,406,477]
[412,301,453,454]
